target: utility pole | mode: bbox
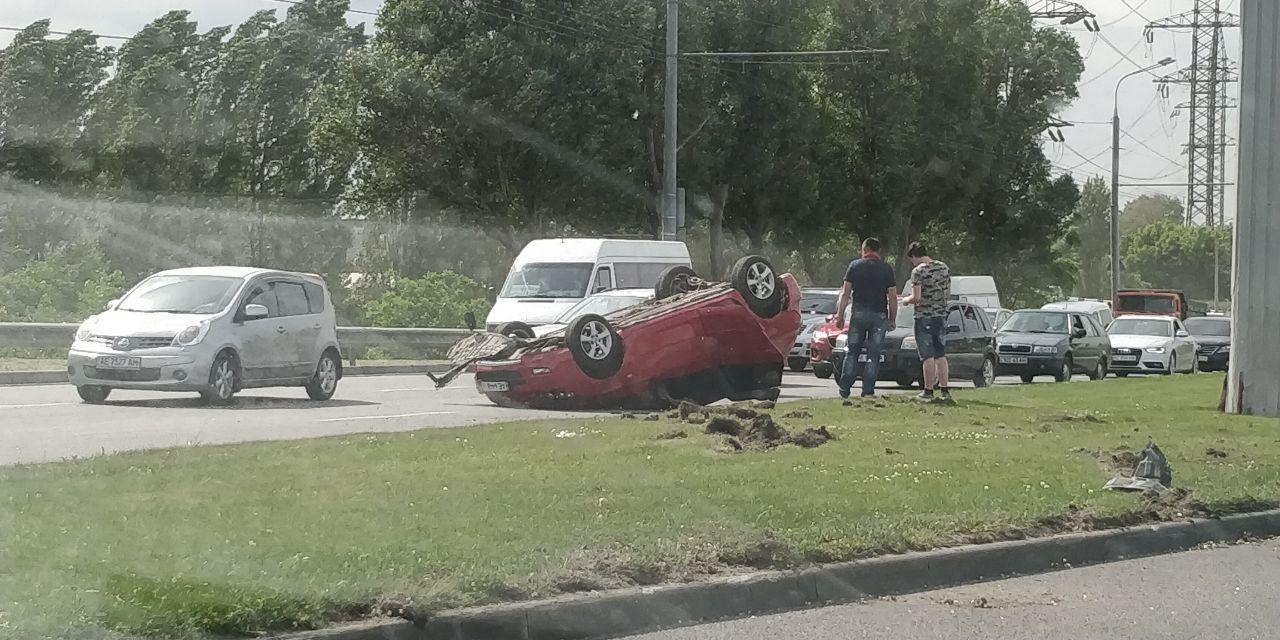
[1020,0,1099,30]
[1228,0,1280,416]
[661,0,679,241]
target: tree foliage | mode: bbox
[364,271,493,328]
[0,245,124,322]
[1121,193,1183,236]
[1123,221,1231,302]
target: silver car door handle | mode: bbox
[277,326,287,334]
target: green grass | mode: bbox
[3,375,1279,639]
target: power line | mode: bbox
[1113,0,1155,25]
[0,24,130,41]
[1096,31,1163,77]
[1122,129,1183,165]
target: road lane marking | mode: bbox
[316,411,457,423]
[379,387,468,393]
[0,402,77,409]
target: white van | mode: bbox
[949,276,1002,311]
[1042,299,1114,328]
[486,239,691,329]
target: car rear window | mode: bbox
[303,282,326,314]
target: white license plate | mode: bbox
[1114,355,1139,362]
[1199,356,1209,363]
[479,381,509,392]
[857,354,886,363]
[97,356,141,370]
[999,356,1028,364]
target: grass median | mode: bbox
[4,374,1279,639]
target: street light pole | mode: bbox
[1111,58,1176,302]
[661,0,679,241]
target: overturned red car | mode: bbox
[439,256,802,410]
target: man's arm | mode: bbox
[835,281,852,328]
[903,283,923,305]
[886,286,898,325]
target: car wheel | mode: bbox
[896,375,916,389]
[1020,374,1036,384]
[813,362,834,379]
[1089,358,1107,381]
[566,313,624,380]
[495,321,536,339]
[729,255,784,318]
[787,357,808,373]
[655,265,701,300]
[1116,371,1130,378]
[973,356,996,388]
[200,351,239,405]
[76,385,112,404]
[305,350,341,401]
[1054,357,1073,383]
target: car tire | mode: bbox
[566,313,624,380]
[1020,374,1036,384]
[495,321,536,339]
[305,350,341,401]
[813,362,834,379]
[787,357,808,373]
[76,385,112,404]
[973,356,996,388]
[1054,357,1073,383]
[896,375,916,389]
[200,351,239,405]
[729,255,784,318]
[1089,358,1107,381]
[655,265,701,300]
[1116,371,1130,378]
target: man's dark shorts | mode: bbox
[915,316,946,360]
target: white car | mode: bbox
[67,267,342,405]
[1106,315,1198,376]
[489,288,653,338]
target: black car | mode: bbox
[994,310,1111,383]
[833,302,998,389]
[1185,316,1231,372]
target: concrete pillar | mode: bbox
[1226,0,1280,415]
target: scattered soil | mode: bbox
[885,448,903,455]
[678,401,706,420]
[656,429,687,440]
[1099,449,1141,474]
[1045,411,1107,424]
[752,400,776,410]
[1206,447,1229,458]
[685,414,707,425]
[1142,488,1213,521]
[791,426,836,449]
[644,413,661,422]
[783,409,813,420]
[741,414,789,449]
[705,416,744,437]
[722,404,761,420]
[714,437,743,453]
[620,413,637,420]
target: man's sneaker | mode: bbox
[939,388,953,402]
[842,398,853,407]
[916,390,935,402]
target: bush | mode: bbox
[364,271,492,328]
[0,246,125,322]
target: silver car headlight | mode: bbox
[75,317,98,342]
[173,322,211,347]
[1032,345,1058,354]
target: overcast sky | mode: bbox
[0,0,1242,219]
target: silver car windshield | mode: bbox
[116,276,242,314]
[1108,318,1173,337]
[1002,311,1069,334]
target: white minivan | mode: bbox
[485,238,691,330]
[67,267,342,405]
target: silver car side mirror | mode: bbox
[244,304,269,320]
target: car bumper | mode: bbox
[831,349,919,380]
[1109,354,1169,373]
[1198,351,1229,371]
[995,354,1064,376]
[67,345,214,391]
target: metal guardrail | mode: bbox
[0,322,470,360]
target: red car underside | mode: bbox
[473,276,802,410]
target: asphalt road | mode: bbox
[624,539,1280,640]
[1,370,902,466]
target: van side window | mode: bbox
[594,267,613,293]
[275,282,310,316]
[245,285,280,319]
[302,282,325,314]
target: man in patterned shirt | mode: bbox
[901,242,952,401]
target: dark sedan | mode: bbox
[833,302,998,389]
[994,310,1111,382]
[1185,316,1231,372]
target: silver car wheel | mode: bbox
[213,359,235,399]
[579,320,613,361]
[746,263,776,300]
[318,356,338,393]
[982,358,995,387]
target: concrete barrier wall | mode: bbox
[0,323,469,360]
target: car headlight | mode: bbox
[173,322,210,347]
[835,334,848,349]
[75,317,98,342]
[1032,345,1058,354]
[901,336,917,349]
[1145,346,1166,354]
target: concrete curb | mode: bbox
[274,509,1280,640]
[0,364,451,386]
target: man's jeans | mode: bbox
[839,310,887,398]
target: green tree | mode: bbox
[0,245,124,322]
[1071,176,1110,299]
[1122,221,1231,302]
[1120,193,1183,236]
[364,271,493,328]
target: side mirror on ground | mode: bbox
[244,304,269,321]
[107,299,120,310]
[464,311,478,332]
[946,325,962,335]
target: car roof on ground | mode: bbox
[150,266,313,280]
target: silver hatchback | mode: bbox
[67,267,342,405]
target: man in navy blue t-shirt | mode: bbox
[834,238,898,399]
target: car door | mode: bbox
[237,282,287,382]
[273,279,318,378]
[1068,314,1096,370]
[1173,319,1196,368]
[944,306,973,377]
[965,304,994,364]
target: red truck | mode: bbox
[1114,289,1200,321]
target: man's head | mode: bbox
[861,237,881,255]
[906,241,930,266]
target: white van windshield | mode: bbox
[117,275,242,314]
[500,263,595,299]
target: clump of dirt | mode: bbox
[620,413,637,420]
[644,413,661,422]
[705,416,744,437]
[752,400,776,410]
[1099,449,1140,474]
[1206,447,1229,458]
[720,404,761,420]
[678,400,706,420]
[783,409,813,420]
[791,426,836,448]
[741,414,790,449]
[716,535,799,570]
[885,448,903,455]
[685,414,707,425]
[1045,411,1107,424]
[1142,488,1213,521]
[656,429,687,440]
[714,437,744,453]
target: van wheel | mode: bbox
[495,321,536,339]
[306,351,341,401]
[566,314,624,380]
[200,352,239,405]
[729,255,783,318]
[77,385,112,404]
[655,265,701,300]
